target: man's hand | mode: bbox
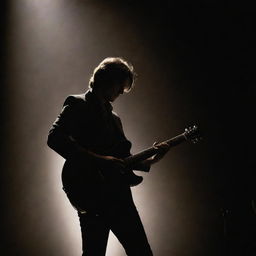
[151,141,170,163]
[139,141,169,168]
[98,155,126,170]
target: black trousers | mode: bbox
[77,185,153,256]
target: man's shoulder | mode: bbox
[112,111,120,119]
[63,93,86,106]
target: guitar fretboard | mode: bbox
[125,133,186,166]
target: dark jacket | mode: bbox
[47,90,132,161]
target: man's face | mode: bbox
[104,79,131,102]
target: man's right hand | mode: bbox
[80,149,126,170]
[98,155,126,170]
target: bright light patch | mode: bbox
[48,153,82,255]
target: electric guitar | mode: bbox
[61,125,200,211]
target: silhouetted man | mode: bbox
[47,57,168,255]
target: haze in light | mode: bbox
[5,0,199,255]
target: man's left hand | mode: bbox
[151,141,170,163]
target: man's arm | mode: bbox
[47,96,124,168]
[47,96,86,160]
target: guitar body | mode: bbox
[61,139,143,212]
[62,160,143,212]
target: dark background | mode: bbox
[1,1,255,255]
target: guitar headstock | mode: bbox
[184,125,201,144]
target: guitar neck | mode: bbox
[125,133,187,166]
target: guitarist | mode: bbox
[47,57,169,256]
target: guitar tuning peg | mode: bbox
[192,138,199,144]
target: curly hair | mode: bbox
[89,57,136,92]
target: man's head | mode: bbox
[89,57,136,102]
